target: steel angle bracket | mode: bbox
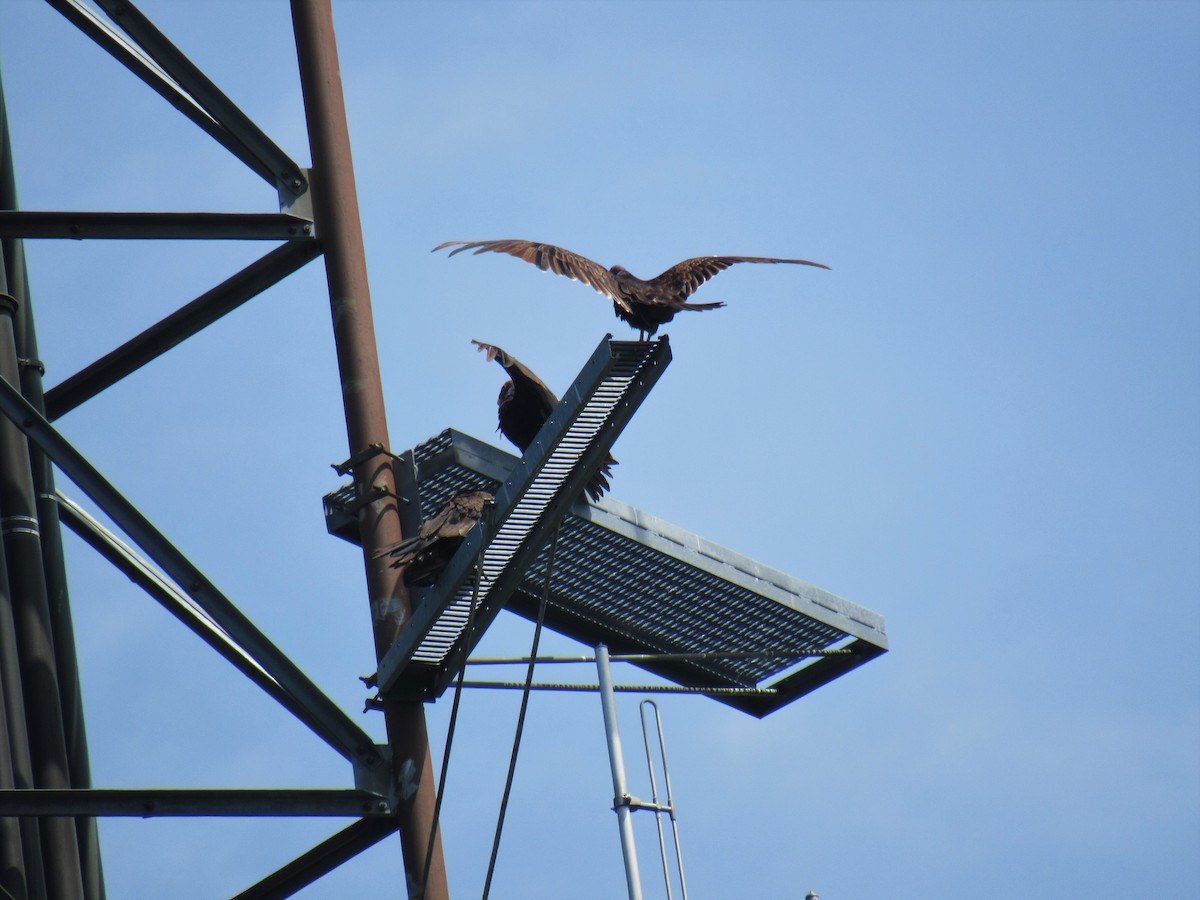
[375,335,672,701]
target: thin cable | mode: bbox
[480,524,561,900]
[417,515,491,900]
[457,681,777,695]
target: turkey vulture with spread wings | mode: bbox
[435,239,829,339]
[388,489,494,586]
[472,339,617,501]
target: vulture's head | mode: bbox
[498,380,515,409]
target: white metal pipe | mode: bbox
[596,643,643,900]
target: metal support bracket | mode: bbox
[352,744,394,802]
[331,443,422,538]
[280,167,315,221]
[614,794,672,814]
[332,442,395,477]
[333,484,393,516]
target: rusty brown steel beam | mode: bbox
[291,2,449,897]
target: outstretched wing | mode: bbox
[650,255,830,302]
[471,339,559,406]
[435,239,625,307]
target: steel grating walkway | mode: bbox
[327,424,888,717]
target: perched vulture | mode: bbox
[435,238,829,339]
[472,339,617,501]
[389,489,493,585]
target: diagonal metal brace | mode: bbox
[0,372,383,770]
[374,335,672,701]
[45,239,323,420]
[47,0,309,197]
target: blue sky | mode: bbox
[2,1,1198,897]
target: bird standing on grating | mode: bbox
[472,339,617,501]
[435,239,830,339]
[388,489,494,585]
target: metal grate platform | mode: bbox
[326,427,888,718]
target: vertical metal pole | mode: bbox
[0,299,84,900]
[290,3,448,898]
[596,643,644,900]
[0,517,43,900]
[0,63,50,900]
[0,127,36,900]
[1,71,104,894]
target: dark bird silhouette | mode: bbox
[472,339,617,501]
[388,489,493,585]
[435,239,830,339]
